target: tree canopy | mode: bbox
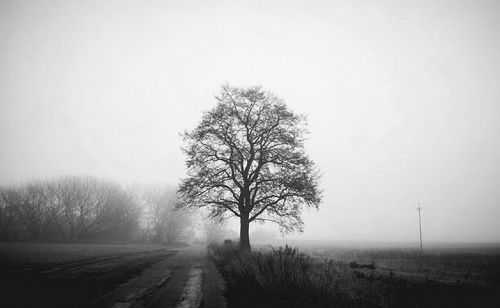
[178,85,321,250]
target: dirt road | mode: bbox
[93,246,226,308]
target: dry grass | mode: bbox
[209,241,500,308]
[208,240,355,307]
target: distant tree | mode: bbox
[0,188,23,240]
[194,211,235,244]
[55,176,139,241]
[178,85,321,251]
[0,181,60,241]
[137,185,192,244]
[0,177,140,242]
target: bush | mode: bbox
[208,242,352,307]
[349,260,376,270]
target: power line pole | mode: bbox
[417,203,423,251]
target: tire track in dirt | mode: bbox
[39,249,175,275]
[6,248,174,275]
[175,267,203,308]
[96,246,226,308]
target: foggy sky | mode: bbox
[1,0,500,243]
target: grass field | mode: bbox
[319,246,500,307]
[302,244,500,288]
[0,242,178,308]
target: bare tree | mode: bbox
[0,177,140,242]
[138,185,193,244]
[1,181,60,241]
[55,176,107,240]
[0,187,23,240]
[178,85,321,251]
[195,211,235,245]
[57,176,139,241]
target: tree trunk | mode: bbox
[239,216,251,252]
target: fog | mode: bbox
[1,0,499,244]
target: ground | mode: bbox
[0,242,225,308]
[2,242,500,307]
[213,242,500,308]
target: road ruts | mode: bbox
[93,245,226,308]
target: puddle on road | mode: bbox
[176,267,203,308]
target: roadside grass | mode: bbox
[208,240,357,307]
[208,241,500,308]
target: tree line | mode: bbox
[0,176,193,243]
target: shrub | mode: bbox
[209,243,352,307]
[349,260,376,270]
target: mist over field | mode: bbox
[2,0,500,246]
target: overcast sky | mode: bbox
[1,0,499,243]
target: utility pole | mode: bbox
[417,203,423,251]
